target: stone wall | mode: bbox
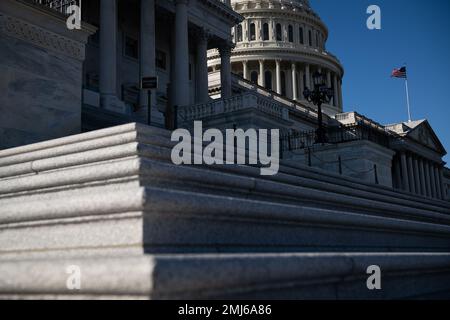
[0,0,95,150]
[285,140,395,187]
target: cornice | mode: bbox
[0,12,85,60]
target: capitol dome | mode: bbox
[209,0,344,116]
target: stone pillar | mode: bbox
[338,79,343,110]
[400,152,410,192]
[195,30,209,103]
[418,158,427,196]
[434,165,442,199]
[299,69,305,100]
[99,0,118,110]
[429,161,437,198]
[424,160,432,197]
[333,74,339,108]
[413,157,421,195]
[276,60,282,94]
[407,154,416,194]
[394,158,402,189]
[258,59,265,87]
[173,0,190,107]
[219,43,232,99]
[326,70,331,88]
[291,63,297,100]
[439,167,446,200]
[140,0,156,113]
[242,60,249,80]
[305,64,310,89]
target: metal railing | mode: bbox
[280,123,392,153]
[29,0,81,16]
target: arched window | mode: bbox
[263,23,269,41]
[250,23,256,41]
[236,24,243,42]
[251,71,258,84]
[299,27,304,44]
[280,71,286,96]
[288,25,294,42]
[308,30,312,46]
[265,71,273,90]
[276,23,282,41]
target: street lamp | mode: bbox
[303,71,334,144]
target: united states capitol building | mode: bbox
[1,0,450,299]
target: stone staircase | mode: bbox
[0,123,450,299]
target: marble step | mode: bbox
[1,153,449,228]
[1,184,450,257]
[1,252,450,299]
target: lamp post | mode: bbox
[303,71,334,144]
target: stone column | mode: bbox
[418,157,427,196]
[173,0,190,107]
[424,160,432,197]
[258,59,265,87]
[242,60,249,80]
[299,69,305,100]
[413,157,421,195]
[429,161,437,198]
[305,64,310,89]
[276,60,282,94]
[326,70,331,88]
[400,152,410,192]
[439,167,446,200]
[195,30,209,103]
[338,79,343,110]
[407,154,416,194]
[291,63,297,100]
[394,158,402,189]
[100,0,118,110]
[219,43,232,99]
[333,74,339,108]
[434,165,442,199]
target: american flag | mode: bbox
[391,67,407,79]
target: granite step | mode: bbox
[1,252,449,299]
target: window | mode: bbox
[281,71,286,96]
[236,24,243,42]
[251,71,258,84]
[308,30,312,46]
[288,25,294,42]
[299,27,304,44]
[265,71,272,90]
[316,32,319,47]
[124,36,138,59]
[263,23,269,41]
[156,50,166,70]
[250,23,256,41]
[276,23,282,41]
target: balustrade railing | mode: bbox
[29,0,81,16]
[280,123,392,153]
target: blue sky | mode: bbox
[310,0,450,162]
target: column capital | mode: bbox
[218,41,234,56]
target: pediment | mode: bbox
[405,121,446,155]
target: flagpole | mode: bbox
[405,77,412,122]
